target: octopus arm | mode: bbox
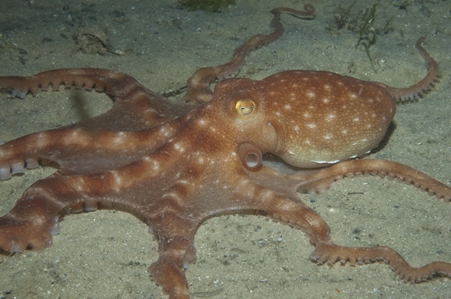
[144,163,332,299]
[291,159,451,202]
[0,126,183,178]
[374,37,440,102]
[0,69,198,179]
[310,241,451,283]
[0,68,195,131]
[183,5,315,104]
[243,161,451,282]
[0,151,181,253]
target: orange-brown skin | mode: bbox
[0,5,449,299]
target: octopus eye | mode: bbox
[235,99,255,116]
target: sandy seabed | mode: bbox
[1,1,451,298]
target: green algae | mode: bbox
[177,0,236,12]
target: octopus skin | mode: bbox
[0,5,450,299]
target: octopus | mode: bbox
[0,4,450,299]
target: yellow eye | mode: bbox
[235,99,255,116]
